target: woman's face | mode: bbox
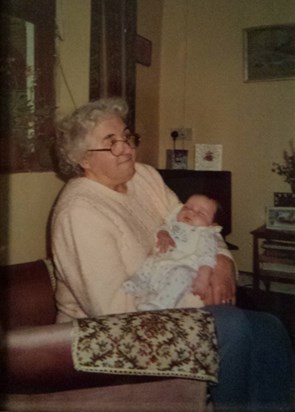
[80,116,136,191]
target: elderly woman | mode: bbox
[52,97,293,411]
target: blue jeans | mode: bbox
[204,305,294,411]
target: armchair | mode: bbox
[0,259,213,411]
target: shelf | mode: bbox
[251,225,295,242]
[259,260,295,272]
[259,270,295,284]
[251,225,295,291]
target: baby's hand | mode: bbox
[191,266,212,301]
[192,280,214,303]
[200,286,214,305]
[156,230,176,253]
[192,277,207,299]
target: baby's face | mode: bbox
[176,195,217,227]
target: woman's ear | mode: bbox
[79,155,90,170]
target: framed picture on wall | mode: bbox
[243,24,295,82]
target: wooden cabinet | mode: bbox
[251,225,295,291]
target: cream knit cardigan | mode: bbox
[52,163,232,322]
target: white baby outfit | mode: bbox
[123,205,222,310]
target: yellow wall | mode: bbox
[55,0,91,115]
[159,0,295,271]
[0,173,63,264]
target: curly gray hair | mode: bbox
[54,97,129,179]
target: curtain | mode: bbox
[89,0,137,129]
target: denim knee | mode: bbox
[204,305,253,405]
[205,305,293,409]
[204,305,253,351]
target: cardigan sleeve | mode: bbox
[53,204,136,318]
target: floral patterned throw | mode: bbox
[72,308,219,383]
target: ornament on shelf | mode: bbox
[272,140,295,194]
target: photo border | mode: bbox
[266,207,295,231]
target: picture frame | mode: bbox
[166,149,188,170]
[194,144,223,171]
[266,207,295,231]
[136,35,152,67]
[243,24,295,82]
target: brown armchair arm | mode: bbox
[1,322,165,394]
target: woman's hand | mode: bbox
[192,254,236,305]
[156,230,176,253]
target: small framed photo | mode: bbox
[194,144,223,171]
[243,24,295,82]
[266,207,295,231]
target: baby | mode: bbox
[123,194,222,311]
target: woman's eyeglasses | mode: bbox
[87,134,141,157]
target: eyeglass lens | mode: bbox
[111,135,140,156]
[87,134,140,156]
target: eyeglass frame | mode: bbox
[87,133,141,157]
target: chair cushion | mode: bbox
[72,308,219,383]
[0,259,56,329]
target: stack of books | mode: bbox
[260,240,295,280]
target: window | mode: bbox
[0,0,55,172]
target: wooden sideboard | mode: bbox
[251,225,295,291]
